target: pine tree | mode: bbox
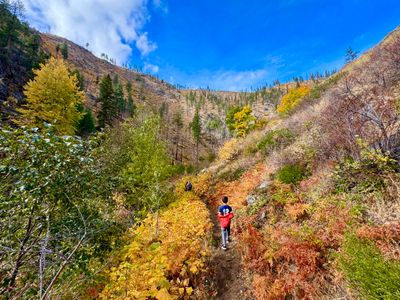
[71,69,85,91]
[345,47,358,63]
[172,111,183,162]
[191,106,201,161]
[17,57,84,135]
[97,75,116,128]
[77,105,95,136]
[114,83,126,118]
[126,82,136,117]
[60,42,68,59]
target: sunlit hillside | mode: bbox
[1,1,400,299]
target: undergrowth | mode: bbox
[275,164,308,185]
[99,178,212,299]
[339,234,400,300]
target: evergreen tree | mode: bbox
[71,69,85,91]
[191,106,201,161]
[97,75,116,128]
[172,111,183,162]
[114,83,126,118]
[345,47,358,63]
[77,105,95,136]
[17,57,84,135]
[60,42,68,59]
[126,81,136,117]
[113,74,119,86]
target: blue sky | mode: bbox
[22,0,400,91]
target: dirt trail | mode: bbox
[206,163,268,300]
[207,210,254,300]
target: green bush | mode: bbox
[339,235,400,299]
[275,164,307,185]
[333,143,397,193]
[257,128,294,154]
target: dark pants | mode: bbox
[227,224,231,237]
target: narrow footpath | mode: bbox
[207,209,254,300]
[205,163,268,299]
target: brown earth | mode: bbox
[204,163,269,299]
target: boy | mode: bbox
[217,196,234,250]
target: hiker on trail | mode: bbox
[218,196,234,250]
[184,181,193,191]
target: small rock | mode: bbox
[259,211,267,221]
[246,195,257,206]
[257,180,270,191]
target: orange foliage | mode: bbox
[357,223,400,259]
[235,183,355,299]
[285,203,310,221]
[212,163,268,209]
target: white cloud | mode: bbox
[143,63,159,73]
[136,33,157,56]
[21,0,157,63]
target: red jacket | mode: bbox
[218,212,234,228]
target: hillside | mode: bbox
[2,1,400,298]
[85,25,400,299]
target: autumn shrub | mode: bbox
[238,183,356,300]
[276,126,320,171]
[269,181,298,205]
[277,85,310,114]
[339,234,400,300]
[218,166,246,182]
[257,128,294,154]
[100,191,212,299]
[275,164,308,185]
[192,172,212,199]
[333,142,397,193]
[218,138,243,161]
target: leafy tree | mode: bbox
[226,105,256,137]
[17,57,84,135]
[0,126,117,298]
[191,106,201,161]
[345,47,359,63]
[226,106,241,134]
[105,116,172,216]
[97,74,116,128]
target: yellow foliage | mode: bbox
[233,105,256,137]
[17,57,84,135]
[277,85,310,114]
[218,138,243,161]
[100,190,212,299]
